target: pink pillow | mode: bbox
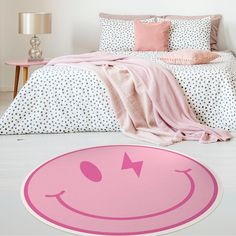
[160,49,219,65]
[134,21,170,51]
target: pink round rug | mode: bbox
[22,145,222,235]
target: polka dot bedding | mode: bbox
[99,17,155,52]
[0,51,236,135]
[156,17,211,51]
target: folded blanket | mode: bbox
[48,52,232,146]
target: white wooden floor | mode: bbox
[0,92,236,236]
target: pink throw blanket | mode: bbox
[48,52,232,146]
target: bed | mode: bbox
[0,51,235,135]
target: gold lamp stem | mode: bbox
[28,34,43,61]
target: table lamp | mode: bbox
[19,12,52,61]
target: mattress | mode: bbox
[0,51,236,135]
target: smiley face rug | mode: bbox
[22,145,222,235]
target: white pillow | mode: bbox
[99,17,155,52]
[156,17,211,51]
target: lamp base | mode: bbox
[28,35,43,61]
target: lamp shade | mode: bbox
[19,12,52,35]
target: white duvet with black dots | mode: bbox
[0,51,236,135]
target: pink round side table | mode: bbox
[5,59,50,98]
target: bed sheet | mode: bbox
[0,51,235,135]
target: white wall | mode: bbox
[0,0,236,91]
[0,0,5,91]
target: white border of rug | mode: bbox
[21,144,223,236]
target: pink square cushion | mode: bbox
[160,49,220,65]
[134,21,170,51]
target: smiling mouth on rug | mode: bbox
[45,169,194,220]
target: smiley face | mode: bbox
[22,145,221,235]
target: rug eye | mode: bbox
[80,161,102,182]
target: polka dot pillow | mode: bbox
[156,17,211,51]
[99,17,155,52]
